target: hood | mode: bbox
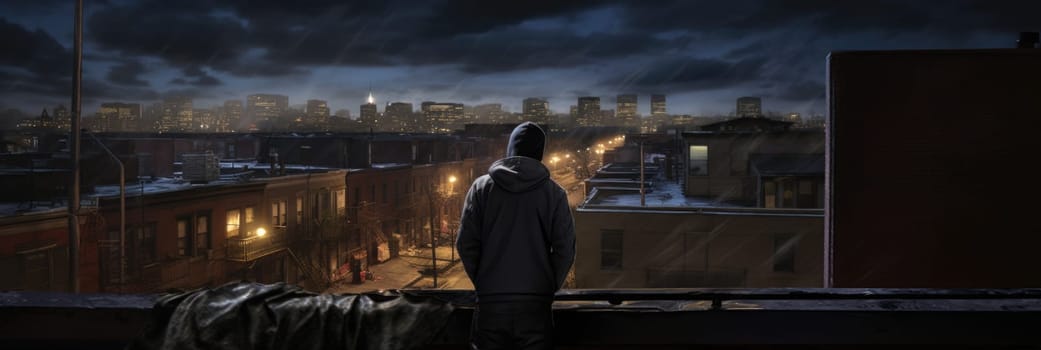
[506,122,546,161]
[488,156,551,193]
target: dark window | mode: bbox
[134,223,157,266]
[176,217,192,256]
[601,229,623,270]
[178,212,210,256]
[773,233,796,273]
[195,213,211,253]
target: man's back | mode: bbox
[460,157,573,302]
[456,122,575,350]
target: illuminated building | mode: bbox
[161,96,192,133]
[651,94,666,117]
[577,96,601,127]
[522,98,550,125]
[616,94,638,128]
[246,94,289,127]
[359,92,379,130]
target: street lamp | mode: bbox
[256,227,267,237]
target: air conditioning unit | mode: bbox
[182,151,219,183]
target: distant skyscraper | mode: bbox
[737,96,762,117]
[192,108,215,132]
[359,92,379,130]
[651,94,666,117]
[306,99,330,118]
[616,94,638,128]
[577,96,601,127]
[161,96,192,133]
[306,99,330,130]
[224,100,244,131]
[423,102,465,133]
[52,104,70,131]
[385,102,414,132]
[474,103,508,124]
[522,98,550,125]
[246,94,289,128]
[98,102,142,132]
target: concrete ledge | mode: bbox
[3,288,1041,349]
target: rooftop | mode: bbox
[584,182,745,208]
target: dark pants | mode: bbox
[470,301,554,350]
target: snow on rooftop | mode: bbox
[585,181,746,208]
[0,202,66,217]
[370,162,410,169]
[89,176,245,199]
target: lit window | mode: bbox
[176,218,191,256]
[226,209,240,238]
[296,195,303,225]
[689,145,708,176]
[336,189,346,214]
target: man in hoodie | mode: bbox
[456,121,576,350]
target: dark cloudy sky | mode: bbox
[1,0,1037,118]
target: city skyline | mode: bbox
[2,1,1035,121]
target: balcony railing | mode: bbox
[226,227,287,261]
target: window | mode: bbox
[178,212,210,256]
[226,209,241,238]
[133,224,157,266]
[773,234,796,273]
[763,181,777,208]
[195,214,210,253]
[296,195,303,225]
[335,189,346,215]
[600,229,623,270]
[245,206,255,225]
[272,199,288,226]
[688,145,708,176]
[176,218,192,256]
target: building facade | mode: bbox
[651,94,667,117]
[577,97,601,127]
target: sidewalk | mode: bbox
[323,246,462,294]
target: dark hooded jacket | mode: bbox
[456,122,575,303]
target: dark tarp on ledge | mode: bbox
[128,282,455,350]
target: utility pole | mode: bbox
[67,0,83,293]
[428,182,437,288]
[640,138,646,207]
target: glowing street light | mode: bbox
[448,175,457,184]
[256,227,267,237]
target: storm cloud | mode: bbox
[0,0,1036,116]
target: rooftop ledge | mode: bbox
[2,288,1041,349]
